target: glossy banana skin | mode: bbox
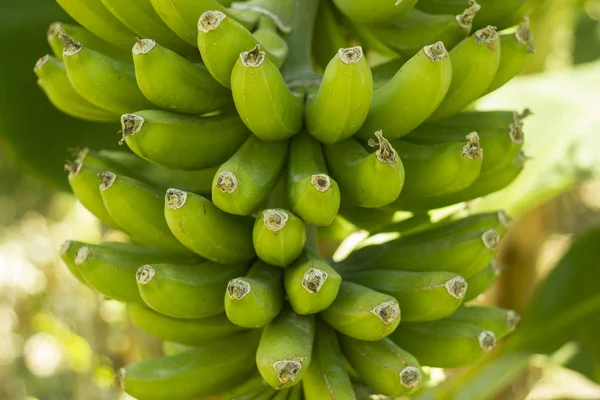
[305,46,372,144]
[343,269,468,322]
[416,0,526,30]
[35,55,118,122]
[225,261,285,328]
[132,39,232,115]
[337,201,396,232]
[390,320,497,368]
[332,0,419,24]
[445,305,520,339]
[121,330,261,400]
[128,304,247,345]
[136,261,249,319]
[463,260,503,301]
[355,43,452,141]
[231,46,304,141]
[253,209,306,267]
[256,306,315,389]
[120,109,250,170]
[164,189,256,263]
[320,281,400,341]
[340,336,422,397]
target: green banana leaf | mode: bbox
[0,0,121,191]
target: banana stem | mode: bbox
[282,0,321,84]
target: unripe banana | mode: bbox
[284,257,342,315]
[303,321,356,400]
[62,39,154,114]
[225,261,285,328]
[151,0,256,46]
[136,261,249,319]
[162,341,198,356]
[120,330,260,400]
[339,336,422,397]
[34,55,118,123]
[344,269,468,322]
[464,259,504,301]
[337,201,396,232]
[445,305,520,339]
[132,39,232,115]
[288,384,303,400]
[305,46,372,144]
[287,134,340,226]
[59,240,89,285]
[320,281,400,341]
[370,57,406,87]
[430,26,502,120]
[256,306,315,389]
[223,374,272,400]
[251,17,290,68]
[390,320,497,368]
[416,0,526,30]
[367,4,479,58]
[312,0,350,71]
[98,172,189,252]
[212,135,288,216]
[270,388,291,400]
[231,46,304,141]
[324,131,404,208]
[354,43,452,141]
[392,132,483,201]
[253,209,306,267]
[340,14,398,58]
[164,189,255,263]
[47,22,130,63]
[64,160,121,229]
[55,0,137,49]
[127,304,247,345]
[486,18,535,94]
[120,110,250,170]
[331,0,419,24]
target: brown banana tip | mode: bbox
[462,132,483,160]
[273,360,302,386]
[497,210,513,228]
[119,114,144,144]
[136,265,155,284]
[445,276,468,299]
[302,268,329,293]
[482,229,500,250]
[368,130,398,167]
[165,188,188,210]
[506,310,521,329]
[99,171,117,191]
[310,174,331,192]
[263,209,289,233]
[456,0,481,29]
[490,259,505,276]
[227,278,251,300]
[517,16,535,54]
[75,246,90,265]
[133,39,156,55]
[475,26,499,47]
[372,300,400,325]
[478,330,496,351]
[65,158,83,178]
[400,366,421,388]
[216,172,239,194]
[47,22,62,39]
[240,45,265,68]
[338,46,363,64]
[198,11,227,33]
[63,37,82,56]
[116,368,126,390]
[59,240,72,256]
[424,41,447,62]
[34,55,49,72]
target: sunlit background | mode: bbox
[1,0,600,399]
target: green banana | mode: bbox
[164,189,255,263]
[252,209,306,267]
[320,281,400,341]
[162,341,198,356]
[430,26,502,120]
[367,4,478,58]
[270,388,291,400]
[64,160,121,229]
[225,261,285,328]
[47,22,130,63]
[370,57,406,87]
[136,260,249,319]
[324,131,404,208]
[150,0,256,46]
[284,257,342,315]
[231,46,304,141]
[120,330,260,400]
[119,109,250,170]
[251,17,290,68]
[337,201,396,232]
[287,134,340,226]
[132,39,232,115]
[34,55,118,123]
[339,335,422,397]
[343,269,468,322]
[416,0,526,30]
[288,384,303,400]
[256,306,315,389]
[98,172,189,252]
[312,0,350,72]
[331,0,419,24]
[390,320,497,368]
[486,18,535,94]
[59,240,89,284]
[128,304,247,345]
[305,46,372,144]
[212,135,288,215]
[445,305,520,339]
[302,320,356,400]
[55,0,137,49]
[391,132,483,201]
[222,374,272,400]
[98,0,194,55]
[354,43,452,141]
[339,13,398,59]
[463,259,503,301]
[62,39,154,115]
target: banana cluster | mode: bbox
[35,0,537,399]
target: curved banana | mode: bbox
[445,305,520,339]
[331,0,419,24]
[251,16,290,68]
[59,240,89,284]
[253,208,306,267]
[312,0,350,71]
[222,374,272,400]
[132,39,232,115]
[324,131,404,208]
[231,46,304,140]
[354,42,452,141]
[464,259,503,301]
[416,0,526,30]
[120,109,250,170]
[164,189,255,263]
[306,46,372,144]
[337,201,396,232]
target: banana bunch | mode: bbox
[36,0,538,398]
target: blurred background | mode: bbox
[1,0,600,399]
